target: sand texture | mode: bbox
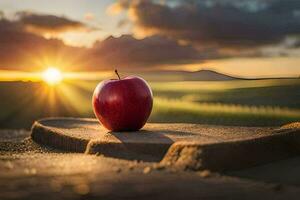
[2,129,300,199]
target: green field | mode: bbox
[0,78,299,129]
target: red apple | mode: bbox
[92,70,153,131]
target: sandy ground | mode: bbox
[2,129,300,199]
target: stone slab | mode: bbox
[161,122,300,171]
[31,118,275,161]
[31,117,300,169]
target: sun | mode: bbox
[42,67,63,85]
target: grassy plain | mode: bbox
[0,78,299,129]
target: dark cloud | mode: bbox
[0,15,206,70]
[89,34,207,69]
[0,18,87,70]
[117,0,300,48]
[289,40,300,49]
[16,11,91,33]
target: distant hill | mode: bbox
[183,70,238,81]
[132,69,240,82]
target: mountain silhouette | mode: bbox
[133,69,239,81]
[184,69,238,81]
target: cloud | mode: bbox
[0,15,207,71]
[16,11,92,34]
[0,18,87,70]
[107,0,131,15]
[114,0,300,49]
[0,11,4,19]
[88,34,208,69]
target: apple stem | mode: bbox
[115,69,121,80]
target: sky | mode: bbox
[0,0,299,78]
